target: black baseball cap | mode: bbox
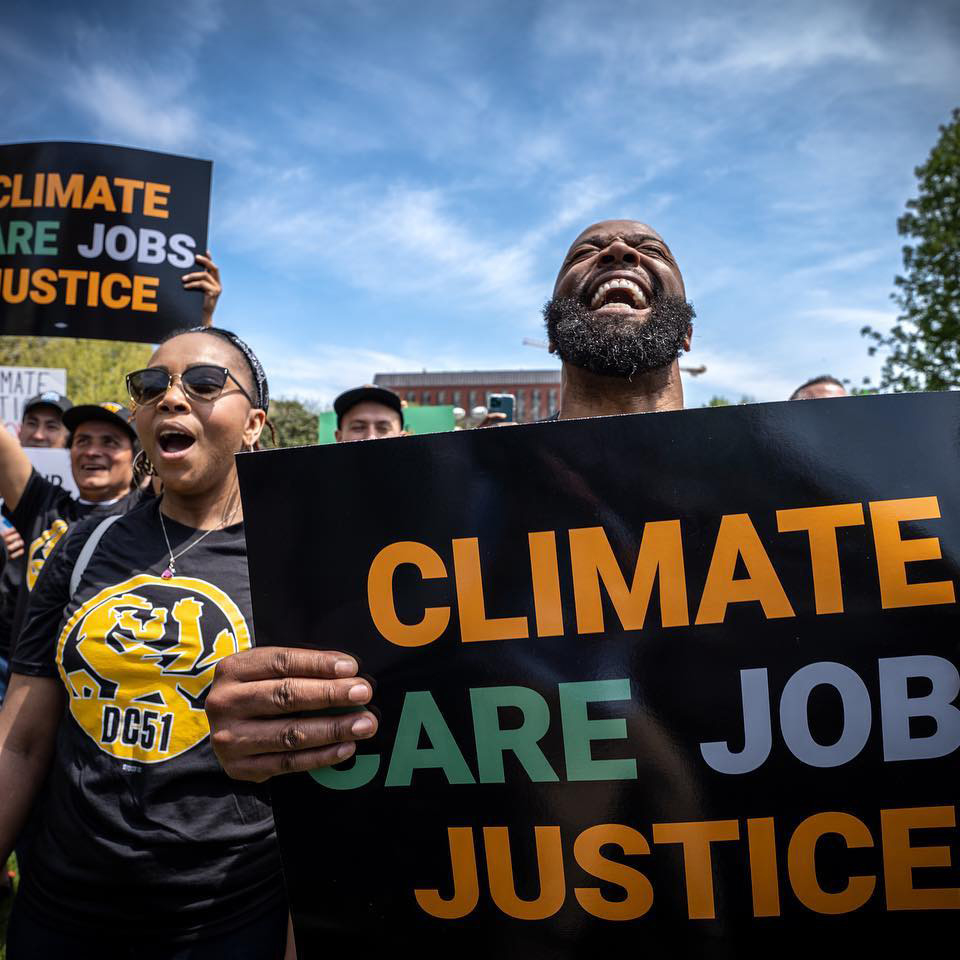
[23,392,72,418]
[334,385,404,428]
[63,401,138,444]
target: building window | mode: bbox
[469,390,478,409]
[516,391,525,421]
[406,391,416,403]
[423,391,432,404]
[549,388,558,415]
[453,391,462,406]
[438,390,446,404]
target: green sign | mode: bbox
[316,405,457,444]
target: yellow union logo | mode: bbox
[27,518,69,590]
[56,574,252,764]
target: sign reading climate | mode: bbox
[0,142,211,343]
[239,391,960,956]
[57,574,250,764]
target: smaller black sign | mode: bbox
[0,141,211,343]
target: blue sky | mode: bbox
[2,0,958,406]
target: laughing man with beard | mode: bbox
[544,218,695,419]
[203,217,699,785]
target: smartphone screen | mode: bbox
[487,393,515,422]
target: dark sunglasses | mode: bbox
[126,364,254,407]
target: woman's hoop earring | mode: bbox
[133,448,158,478]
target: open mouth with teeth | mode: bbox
[157,428,196,455]
[588,277,649,311]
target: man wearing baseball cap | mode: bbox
[0,391,73,710]
[0,392,73,633]
[18,392,72,449]
[334,385,405,443]
[0,401,143,677]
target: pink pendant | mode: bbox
[161,568,174,579]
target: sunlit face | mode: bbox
[132,333,265,499]
[70,421,134,501]
[793,382,847,400]
[553,219,687,329]
[21,405,69,448]
[545,219,693,378]
[335,402,403,442]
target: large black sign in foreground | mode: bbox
[0,141,211,342]
[238,393,960,958]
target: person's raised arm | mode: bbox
[181,250,222,328]
[205,648,378,782]
[0,673,63,863]
[0,423,34,512]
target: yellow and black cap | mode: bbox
[63,401,138,444]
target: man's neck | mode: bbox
[558,361,685,420]
[77,487,129,505]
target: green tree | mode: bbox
[702,395,755,407]
[863,108,960,391]
[264,398,320,448]
[0,336,151,404]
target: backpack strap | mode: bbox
[69,514,122,597]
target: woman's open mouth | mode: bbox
[156,426,197,458]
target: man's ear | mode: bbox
[682,323,693,352]
[548,340,557,355]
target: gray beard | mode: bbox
[543,294,695,379]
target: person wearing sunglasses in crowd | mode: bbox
[0,327,376,958]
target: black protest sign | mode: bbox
[238,393,960,958]
[0,142,211,342]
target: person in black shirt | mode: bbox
[0,327,322,958]
[0,391,73,705]
[0,401,142,674]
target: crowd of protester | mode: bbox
[0,219,855,957]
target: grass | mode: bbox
[0,855,18,960]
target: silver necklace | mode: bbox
[158,504,239,579]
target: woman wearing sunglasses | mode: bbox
[0,326,375,959]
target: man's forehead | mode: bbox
[74,421,125,438]
[570,219,666,249]
[344,402,401,422]
[24,405,63,421]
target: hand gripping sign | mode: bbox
[238,392,960,959]
[0,141,211,342]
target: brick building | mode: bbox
[373,369,562,423]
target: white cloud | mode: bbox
[64,66,198,149]
[53,0,229,153]
[536,0,887,86]
[255,338,487,406]
[220,175,543,313]
[670,11,885,79]
[791,247,889,276]
[684,347,798,403]
[799,307,896,329]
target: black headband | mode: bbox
[186,326,270,412]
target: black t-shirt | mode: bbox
[1,470,140,658]
[0,539,24,661]
[11,497,284,942]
